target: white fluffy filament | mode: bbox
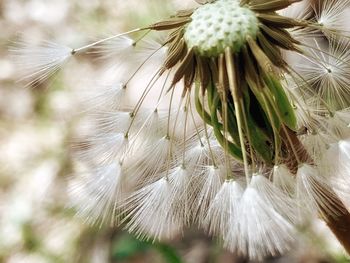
[69,162,125,225]
[123,177,183,240]
[296,164,343,218]
[273,165,296,196]
[234,177,295,261]
[192,165,225,225]
[11,40,73,86]
[297,39,350,110]
[314,0,350,35]
[204,180,244,238]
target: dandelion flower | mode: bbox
[13,0,350,260]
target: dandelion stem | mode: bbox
[156,70,171,106]
[188,93,204,147]
[306,22,350,38]
[239,98,256,172]
[260,89,281,164]
[132,29,152,46]
[167,86,176,138]
[126,68,163,136]
[218,54,232,180]
[72,28,143,54]
[225,47,250,183]
[125,44,166,86]
[120,94,169,164]
[262,88,302,164]
[165,89,181,180]
[181,93,191,165]
[200,91,218,168]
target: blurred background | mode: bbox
[0,0,349,262]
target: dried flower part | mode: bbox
[248,0,302,12]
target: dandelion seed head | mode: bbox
[184,0,258,56]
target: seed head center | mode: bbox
[184,0,259,57]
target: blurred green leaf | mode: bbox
[112,235,150,260]
[112,233,184,263]
[334,254,350,263]
[154,243,184,263]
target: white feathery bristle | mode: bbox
[76,132,128,164]
[233,177,295,260]
[168,166,193,225]
[297,39,350,110]
[339,139,350,160]
[69,162,125,225]
[132,37,169,64]
[93,36,134,61]
[321,111,350,139]
[314,0,350,35]
[81,82,127,111]
[204,180,244,237]
[134,109,168,140]
[192,165,225,225]
[184,139,209,170]
[99,35,167,77]
[124,136,175,186]
[249,174,298,224]
[88,110,133,134]
[324,139,350,176]
[296,164,343,218]
[184,130,227,169]
[332,108,350,126]
[273,165,296,196]
[324,139,350,202]
[281,76,328,130]
[293,102,319,131]
[184,136,217,170]
[89,108,168,139]
[169,106,195,139]
[11,39,73,86]
[123,177,182,240]
[113,38,169,108]
[300,131,331,162]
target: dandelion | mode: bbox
[12,0,350,260]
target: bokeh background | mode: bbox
[0,0,349,262]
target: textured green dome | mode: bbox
[184,0,259,57]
